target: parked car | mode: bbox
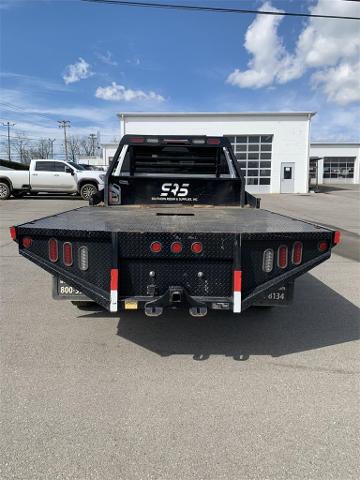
[0,159,105,200]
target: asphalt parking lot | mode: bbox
[1,187,359,480]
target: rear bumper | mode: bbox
[17,226,333,315]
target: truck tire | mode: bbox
[0,182,11,200]
[80,183,98,200]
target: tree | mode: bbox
[66,136,80,161]
[79,136,93,157]
[11,133,32,164]
[30,139,53,159]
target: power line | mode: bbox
[0,101,60,123]
[81,0,360,20]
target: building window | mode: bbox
[226,135,273,187]
[323,157,355,179]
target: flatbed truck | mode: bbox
[10,135,341,316]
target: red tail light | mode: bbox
[333,231,341,245]
[48,239,58,263]
[292,241,303,265]
[277,245,288,269]
[191,242,203,254]
[150,241,162,253]
[318,241,329,252]
[207,138,220,145]
[9,226,16,241]
[63,242,73,266]
[22,237,32,249]
[171,241,183,254]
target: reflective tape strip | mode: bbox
[233,291,242,313]
[233,270,242,313]
[110,268,118,312]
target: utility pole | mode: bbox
[1,121,16,161]
[48,138,56,158]
[58,120,70,161]
[89,133,97,157]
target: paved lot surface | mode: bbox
[1,188,359,480]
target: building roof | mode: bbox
[311,142,360,147]
[117,111,316,118]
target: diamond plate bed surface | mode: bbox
[18,205,330,234]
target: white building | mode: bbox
[309,143,360,185]
[101,112,359,194]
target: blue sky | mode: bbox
[1,0,359,151]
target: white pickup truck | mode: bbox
[0,159,105,200]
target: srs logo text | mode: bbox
[160,183,189,197]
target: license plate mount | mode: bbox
[52,277,89,301]
[253,282,294,306]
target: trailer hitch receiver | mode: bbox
[144,286,207,317]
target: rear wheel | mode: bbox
[0,182,11,200]
[80,183,98,200]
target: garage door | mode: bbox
[226,135,273,193]
[323,157,355,184]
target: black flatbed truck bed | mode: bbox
[10,134,341,317]
[17,205,331,235]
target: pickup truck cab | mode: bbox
[0,159,105,200]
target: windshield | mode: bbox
[67,162,85,171]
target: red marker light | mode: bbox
[130,137,144,143]
[22,237,32,249]
[207,138,221,145]
[48,239,58,263]
[150,241,162,253]
[191,242,203,254]
[63,242,73,266]
[292,241,303,265]
[171,241,183,254]
[277,245,288,269]
[333,231,341,245]
[318,241,329,252]
[9,226,16,241]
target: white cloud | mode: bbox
[95,50,118,66]
[95,82,164,102]
[227,0,360,105]
[227,2,289,88]
[63,57,94,85]
[312,60,360,106]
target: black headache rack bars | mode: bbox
[98,135,259,208]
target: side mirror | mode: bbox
[65,167,74,175]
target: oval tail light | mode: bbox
[292,241,303,265]
[48,239,58,263]
[63,242,73,266]
[277,245,288,269]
